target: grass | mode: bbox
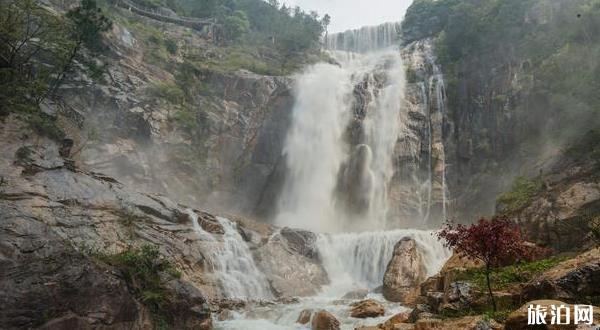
[456,256,567,292]
[97,245,181,328]
[497,176,543,213]
[147,81,185,104]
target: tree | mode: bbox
[437,217,547,311]
[322,14,331,39]
[222,10,250,41]
[66,0,112,51]
[0,0,76,113]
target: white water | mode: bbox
[276,47,407,232]
[316,229,451,297]
[325,22,400,53]
[188,209,272,300]
[275,62,352,233]
[211,24,451,330]
[215,230,450,330]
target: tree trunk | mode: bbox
[485,263,497,312]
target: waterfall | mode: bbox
[187,210,272,300]
[316,229,451,297]
[276,47,406,232]
[325,22,400,53]
[275,62,352,233]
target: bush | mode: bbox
[26,112,66,141]
[164,39,178,55]
[98,245,181,326]
[147,82,185,104]
[497,176,543,213]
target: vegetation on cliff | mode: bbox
[98,245,182,327]
[402,0,600,219]
[404,0,600,143]
[0,0,111,139]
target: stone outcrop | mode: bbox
[0,117,213,328]
[382,237,427,303]
[503,144,600,251]
[0,116,330,327]
[522,248,600,303]
[253,228,328,298]
[349,299,385,318]
[47,6,294,222]
[311,310,340,330]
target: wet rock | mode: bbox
[350,299,385,318]
[0,205,144,329]
[280,227,320,260]
[408,304,433,323]
[342,288,369,300]
[311,310,340,330]
[254,233,328,298]
[383,237,427,303]
[297,309,313,324]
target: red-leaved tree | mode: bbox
[437,217,548,311]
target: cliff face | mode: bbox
[49,3,293,220]
[0,113,330,328]
[497,131,600,252]
[401,0,600,223]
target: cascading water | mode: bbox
[188,209,272,300]
[213,25,451,330]
[277,27,407,231]
[325,22,400,53]
[316,229,451,297]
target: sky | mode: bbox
[283,0,414,33]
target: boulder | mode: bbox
[379,312,410,329]
[408,304,434,323]
[311,310,340,330]
[280,227,320,260]
[441,253,483,274]
[383,237,427,303]
[297,309,313,324]
[522,248,600,303]
[505,300,600,330]
[342,288,369,300]
[350,299,385,318]
[254,233,329,298]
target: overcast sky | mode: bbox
[283,0,414,33]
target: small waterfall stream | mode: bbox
[188,209,273,300]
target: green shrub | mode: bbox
[147,82,185,104]
[26,112,66,141]
[97,245,181,326]
[164,39,178,55]
[497,176,543,213]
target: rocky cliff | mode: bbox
[45,1,294,221]
[0,114,326,328]
[401,0,600,223]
